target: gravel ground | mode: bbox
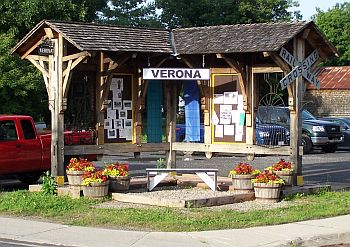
[97,186,295,211]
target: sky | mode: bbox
[290,0,349,20]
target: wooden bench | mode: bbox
[146,168,219,191]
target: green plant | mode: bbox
[251,171,285,184]
[1,190,350,231]
[156,158,165,169]
[41,171,57,195]
[229,162,260,176]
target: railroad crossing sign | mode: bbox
[279,47,321,90]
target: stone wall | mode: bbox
[304,90,350,117]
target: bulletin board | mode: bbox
[104,74,133,143]
[212,74,246,143]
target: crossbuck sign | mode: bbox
[279,47,321,90]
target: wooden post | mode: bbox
[96,52,105,145]
[50,39,58,177]
[245,65,255,145]
[170,83,177,167]
[57,34,65,178]
[290,38,304,183]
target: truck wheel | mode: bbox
[322,144,337,153]
[302,134,313,154]
[17,172,43,185]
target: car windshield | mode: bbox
[302,110,316,120]
[257,106,289,124]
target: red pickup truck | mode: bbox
[0,115,95,184]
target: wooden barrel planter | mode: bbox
[66,170,85,189]
[109,176,130,192]
[231,174,255,194]
[82,181,109,199]
[274,170,293,186]
[253,183,282,203]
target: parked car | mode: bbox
[0,115,96,184]
[257,106,344,153]
[175,122,290,146]
[319,117,350,148]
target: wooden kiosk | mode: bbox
[12,20,338,180]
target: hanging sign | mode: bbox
[279,47,320,89]
[38,39,54,56]
[143,68,210,80]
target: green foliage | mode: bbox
[0,190,350,231]
[41,171,57,195]
[99,0,162,27]
[0,0,107,120]
[156,158,165,168]
[154,0,300,28]
[315,3,350,65]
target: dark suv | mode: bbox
[258,106,344,153]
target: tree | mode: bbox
[315,3,350,66]
[154,0,300,28]
[100,0,162,27]
[0,0,107,120]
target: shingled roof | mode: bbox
[12,20,174,55]
[173,22,308,54]
[12,20,338,58]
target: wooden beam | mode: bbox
[172,142,291,156]
[26,55,49,61]
[252,66,283,73]
[62,60,73,98]
[39,60,49,95]
[108,54,131,72]
[180,56,205,97]
[302,28,311,40]
[62,51,90,62]
[268,52,294,101]
[28,58,49,78]
[21,35,47,59]
[140,80,149,109]
[220,55,248,109]
[154,56,168,68]
[63,55,87,77]
[44,28,54,39]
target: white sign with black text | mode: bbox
[143,68,210,80]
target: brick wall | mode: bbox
[304,90,350,117]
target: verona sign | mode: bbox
[143,68,210,80]
[279,47,321,90]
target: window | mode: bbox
[20,120,36,139]
[0,120,18,141]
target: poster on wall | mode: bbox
[104,74,133,143]
[107,109,116,119]
[107,129,117,139]
[104,119,113,129]
[213,94,224,104]
[224,92,238,104]
[219,105,232,125]
[212,74,245,143]
[123,100,132,109]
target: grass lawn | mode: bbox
[0,190,349,232]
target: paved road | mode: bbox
[1,147,349,190]
[97,147,350,187]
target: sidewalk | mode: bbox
[0,215,350,247]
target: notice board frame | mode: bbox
[211,73,246,144]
